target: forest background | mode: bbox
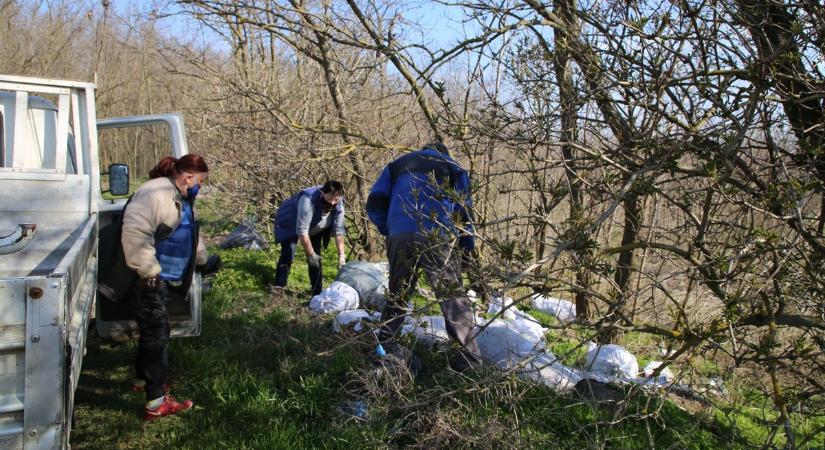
[2,0,824,447]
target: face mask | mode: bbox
[187,183,200,200]
[321,193,336,209]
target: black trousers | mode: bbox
[380,232,480,357]
[133,282,171,401]
[274,234,325,295]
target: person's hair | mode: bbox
[321,180,344,196]
[423,142,450,156]
[149,154,209,179]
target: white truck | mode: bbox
[0,75,202,449]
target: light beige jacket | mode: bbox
[122,176,208,279]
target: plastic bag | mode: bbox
[219,221,269,250]
[509,310,547,346]
[335,261,388,309]
[520,351,583,392]
[584,343,639,379]
[309,281,359,314]
[332,309,382,333]
[642,361,674,384]
[400,313,577,391]
[487,294,516,320]
[530,294,576,322]
[475,318,579,391]
[474,318,544,366]
[401,315,451,345]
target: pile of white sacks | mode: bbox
[310,263,675,393]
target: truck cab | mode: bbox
[0,75,201,449]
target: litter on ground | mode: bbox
[530,294,576,322]
[335,261,389,309]
[332,309,382,334]
[309,281,359,314]
[307,272,684,394]
[219,220,269,250]
[487,294,516,320]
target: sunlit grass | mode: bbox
[71,214,799,448]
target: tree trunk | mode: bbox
[297,0,376,257]
[736,0,825,180]
[600,192,641,343]
[553,0,589,320]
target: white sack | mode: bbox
[584,343,639,380]
[509,310,547,346]
[642,361,674,384]
[332,309,381,333]
[530,294,576,322]
[519,352,582,392]
[309,281,360,314]
[401,315,451,345]
[474,318,578,392]
[474,318,545,367]
[487,295,516,320]
[399,313,582,392]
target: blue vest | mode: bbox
[155,200,195,281]
[274,186,342,243]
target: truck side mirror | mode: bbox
[108,163,130,196]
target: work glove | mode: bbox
[307,253,322,271]
[138,275,160,293]
[197,255,223,277]
[338,254,346,270]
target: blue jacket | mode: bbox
[155,200,196,281]
[366,147,475,250]
[274,186,345,243]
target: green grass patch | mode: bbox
[71,235,799,449]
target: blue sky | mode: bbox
[118,0,474,54]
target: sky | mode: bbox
[114,0,477,54]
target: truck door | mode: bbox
[94,114,201,341]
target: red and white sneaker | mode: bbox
[143,395,193,421]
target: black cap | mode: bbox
[424,142,449,156]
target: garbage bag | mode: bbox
[219,221,269,250]
[474,318,545,366]
[332,309,382,334]
[309,281,359,314]
[400,314,577,391]
[520,351,582,392]
[401,315,451,345]
[641,361,674,385]
[509,310,547,346]
[487,294,516,320]
[584,343,639,380]
[531,294,576,322]
[476,318,578,391]
[335,261,388,309]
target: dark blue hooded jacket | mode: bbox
[366,147,475,251]
[274,186,344,243]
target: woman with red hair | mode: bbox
[121,153,215,420]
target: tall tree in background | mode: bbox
[3,0,824,444]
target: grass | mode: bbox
[70,215,817,449]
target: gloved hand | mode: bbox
[338,254,346,270]
[138,275,160,292]
[307,253,322,271]
[197,255,223,277]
